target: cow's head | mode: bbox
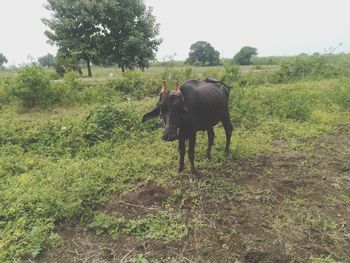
[142,81,188,141]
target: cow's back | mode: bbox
[180,80,230,131]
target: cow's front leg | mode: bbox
[188,132,198,176]
[205,127,215,160]
[178,138,185,172]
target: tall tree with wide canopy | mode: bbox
[43,0,161,76]
[233,46,258,65]
[186,41,221,66]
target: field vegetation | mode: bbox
[0,54,350,262]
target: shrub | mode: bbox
[84,103,163,144]
[229,86,262,128]
[273,56,339,83]
[219,60,240,85]
[262,87,314,122]
[107,71,161,98]
[51,72,84,104]
[84,105,135,144]
[63,71,83,91]
[0,77,11,107]
[8,66,53,108]
[330,82,350,111]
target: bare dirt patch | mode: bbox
[102,181,171,219]
[30,133,350,263]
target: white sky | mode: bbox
[0,0,349,65]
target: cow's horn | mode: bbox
[161,80,166,93]
[176,82,180,91]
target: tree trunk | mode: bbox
[87,58,92,77]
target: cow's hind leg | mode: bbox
[205,127,215,160]
[222,114,233,156]
[188,132,198,176]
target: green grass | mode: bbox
[1,66,350,261]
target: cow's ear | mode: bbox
[142,106,160,122]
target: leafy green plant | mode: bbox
[220,60,240,85]
[84,103,162,144]
[7,65,53,108]
[84,105,137,144]
[130,254,150,263]
[264,88,314,121]
[124,209,188,242]
[88,212,125,235]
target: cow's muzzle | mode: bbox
[162,128,179,141]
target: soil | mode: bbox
[27,133,350,263]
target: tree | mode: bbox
[38,53,55,67]
[53,52,82,76]
[95,1,162,72]
[43,0,161,76]
[233,46,258,65]
[186,41,221,66]
[0,53,8,68]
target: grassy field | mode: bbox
[1,59,350,262]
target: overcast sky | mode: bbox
[0,0,349,65]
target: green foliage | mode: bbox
[131,254,150,263]
[62,72,83,91]
[7,65,53,108]
[83,103,162,144]
[107,71,161,98]
[263,87,313,121]
[2,61,350,262]
[251,56,279,65]
[330,84,350,111]
[88,212,125,235]
[233,46,258,65]
[229,79,350,129]
[160,67,195,84]
[124,209,188,242]
[84,105,137,144]
[219,60,241,85]
[186,41,221,66]
[0,77,11,107]
[273,56,339,83]
[43,0,161,75]
[0,53,8,68]
[37,53,55,67]
[53,53,82,76]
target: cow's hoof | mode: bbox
[191,170,202,179]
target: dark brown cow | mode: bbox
[142,78,233,176]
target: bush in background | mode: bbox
[273,56,339,83]
[7,66,53,108]
[107,71,161,99]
